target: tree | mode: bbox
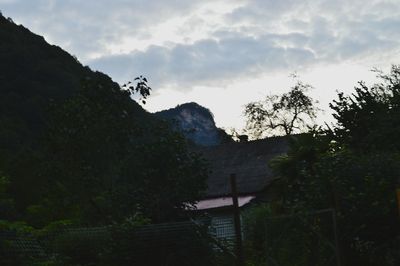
[6,77,208,226]
[40,78,208,224]
[269,66,400,265]
[271,136,400,265]
[244,80,318,139]
[122,75,152,104]
[0,173,16,220]
[329,65,400,152]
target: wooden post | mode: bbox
[230,173,244,266]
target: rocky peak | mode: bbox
[155,102,231,146]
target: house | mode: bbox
[194,136,289,240]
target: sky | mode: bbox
[1,0,400,130]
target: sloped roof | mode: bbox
[195,195,255,210]
[197,136,288,198]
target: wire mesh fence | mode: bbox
[0,230,47,265]
[0,219,235,266]
[1,209,339,265]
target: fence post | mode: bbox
[230,173,244,266]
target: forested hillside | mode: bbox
[0,14,207,230]
[0,14,148,165]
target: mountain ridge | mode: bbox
[0,13,230,150]
[0,13,147,165]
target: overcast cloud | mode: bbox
[1,0,400,128]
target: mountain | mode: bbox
[155,102,231,146]
[0,12,227,156]
[0,13,146,165]
[0,14,211,228]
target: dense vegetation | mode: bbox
[0,14,208,231]
[243,66,400,265]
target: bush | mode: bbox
[243,204,337,266]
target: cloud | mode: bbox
[90,0,400,89]
[0,0,17,4]
[2,0,400,91]
[89,33,316,88]
[227,0,305,25]
[233,1,400,64]
[1,0,204,59]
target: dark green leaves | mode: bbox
[122,75,152,104]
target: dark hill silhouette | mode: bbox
[155,102,231,146]
[0,12,228,158]
[0,14,146,164]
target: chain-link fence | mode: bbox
[1,209,340,265]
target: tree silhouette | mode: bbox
[244,80,318,139]
[122,75,152,104]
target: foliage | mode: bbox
[19,78,208,225]
[103,222,218,266]
[0,220,45,266]
[0,220,34,234]
[273,141,399,265]
[244,80,318,139]
[122,75,152,104]
[330,65,400,152]
[0,220,232,266]
[268,133,330,207]
[243,204,337,266]
[0,13,112,170]
[270,66,400,265]
[242,204,273,265]
[0,13,213,265]
[0,174,17,220]
[0,12,209,228]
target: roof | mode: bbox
[197,136,288,198]
[195,195,255,210]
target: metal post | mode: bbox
[230,173,244,266]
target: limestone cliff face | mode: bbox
[155,102,231,146]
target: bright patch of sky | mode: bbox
[1,0,399,130]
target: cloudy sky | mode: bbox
[1,0,400,130]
